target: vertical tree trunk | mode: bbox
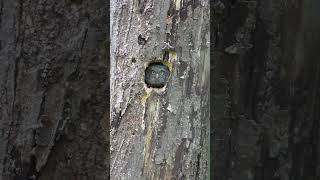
[212,0,320,179]
[0,0,109,179]
[110,0,209,179]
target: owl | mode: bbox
[145,63,170,88]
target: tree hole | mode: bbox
[145,62,170,88]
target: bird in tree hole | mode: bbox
[145,63,170,88]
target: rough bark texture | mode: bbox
[110,0,209,179]
[212,0,320,179]
[0,0,109,179]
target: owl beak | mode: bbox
[156,74,159,78]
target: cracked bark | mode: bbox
[0,0,109,179]
[110,0,209,179]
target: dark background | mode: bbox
[211,0,320,180]
[0,0,109,179]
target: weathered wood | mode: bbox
[0,0,109,179]
[110,0,210,179]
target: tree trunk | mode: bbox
[212,0,320,179]
[0,0,109,179]
[110,0,210,179]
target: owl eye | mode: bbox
[152,71,155,74]
[160,71,164,75]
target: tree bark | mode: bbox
[110,0,210,179]
[212,0,320,179]
[0,0,109,179]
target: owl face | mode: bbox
[145,63,170,88]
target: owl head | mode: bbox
[145,63,170,88]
